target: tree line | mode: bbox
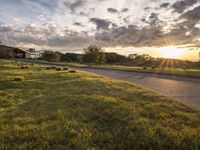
[42,45,106,65]
[42,45,200,68]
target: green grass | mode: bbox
[0,60,200,149]
[86,64,200,79]
[19,59,200,78]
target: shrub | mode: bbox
[42,51,60,62]
[69,70,76,73]
[50,66,56,69]
[46,67,51,70]
[38,68,42,70]
[63,67,69,70]
[143,66,147,70]
[56,68,62,71]
[152,66,156,70]
[20,66,29,69]
[13,77,24,81]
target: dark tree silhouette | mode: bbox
[83,45,105,65]
[42,51,60,62]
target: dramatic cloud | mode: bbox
[90,18,115,30]
[0,25,12,32]
[0,0,199,53]
[107,8,119,13]
[181,5,200,22]
[64,0,86,13]
[172,0,198,13]
[121,8,129,13]
[74,22,84,27]
[160,3,170,8]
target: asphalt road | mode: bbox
[70,66,200,108]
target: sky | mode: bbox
[0,0,199,60]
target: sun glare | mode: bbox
[159,46,184,59]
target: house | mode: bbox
[13,48,30,59]
[0,45,30,59]
[26,48,43,59]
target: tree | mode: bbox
[128,53,138,60]
[42,50,60,62]
[83,45,105,65]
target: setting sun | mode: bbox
[159,46,185,59]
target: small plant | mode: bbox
[56,68,62,71]
[46,67,51,70]
[20,66,29,69]
[13,77,24,81]
[143,66,147,70]
[38,68,42,70]
[152,66,156,70]
[69,70,76,73]
[63,67,69,70]
[50,66,56,69]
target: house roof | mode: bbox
[0,45,30,54]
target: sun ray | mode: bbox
[158,46,185,59]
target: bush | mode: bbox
[143,66,147,70]
[56,68,62,71]
[69,70,76,73]
[13,77,24,81]
[42,51,60,62]
[50,66,56,69]
[46,67,51,70]
[152,66,156,70]
[63,67,69,70]
[20,66,29,69]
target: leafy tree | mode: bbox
[128,53,138,60]
[42,50,60,62]
[60,53,83,62]
[77,55,83,63]
[83,45,105,65]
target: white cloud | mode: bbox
[0,0,199,52]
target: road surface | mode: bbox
[70,66,200,108]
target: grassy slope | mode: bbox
[0,60,200,150]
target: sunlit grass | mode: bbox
[0,60,200,149]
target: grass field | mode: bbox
[0,60,200,149]
[19,59,200,79]
[90,64,200,78]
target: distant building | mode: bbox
[25,48,43,59]
[0,45,44,59]
[0,45,30,59]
